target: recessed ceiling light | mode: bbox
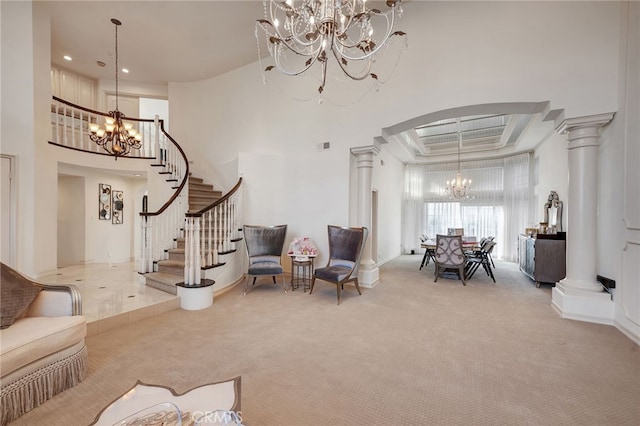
[63,55,72,61]
[122,68,129,74]
[97,61,106,67]
[133,173,142,177]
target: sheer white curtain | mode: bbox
[402,165,424,254]
[401,153,532,262]
[502,153,531,261]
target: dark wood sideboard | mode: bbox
[518,234,566,287]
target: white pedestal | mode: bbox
[552,280,615,325]
[177,280,214,311]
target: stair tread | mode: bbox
[158,259,184,267]
[190,187,221,193]
[145,272,182,285]
[189,183,214,190]
[190,203,221,207]
[190,196,222,201]
[189,198,218,201]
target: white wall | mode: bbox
[372,149,405,265]
[602,1,640,343]
[96,79,168,112]
[58,175,85,266]
[0,1,56,275]
[58,164,144,264]
[534,132,570,230]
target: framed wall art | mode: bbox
[99,184,111,220]
[112,190,124,224]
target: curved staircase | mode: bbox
[49,96,244,295]
[145,176,223,294]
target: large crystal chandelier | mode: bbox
[446,128,472,199]
[89,19,142,160]
[255,0,406,95]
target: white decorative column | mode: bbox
[552,113,615,324]
[350,144,380,288]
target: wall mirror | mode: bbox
[543,191,562,232]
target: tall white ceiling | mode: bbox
[41,0,557,164]
[42,1,264,84]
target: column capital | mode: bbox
[555,112,615,135]
[350,143,381,158]
[351,144,380,169]
[556,112,615,150]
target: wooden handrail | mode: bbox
[47,141,156,159]
[140,119,189,218]
[186,177,243,218]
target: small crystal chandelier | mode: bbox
[255,0,406,95]
[446,125,472,199]
[89,19,142,160]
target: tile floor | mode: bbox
[38,262,180,336]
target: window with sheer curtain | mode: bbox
[402,153,531,262]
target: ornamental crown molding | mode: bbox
[555,112,616,134]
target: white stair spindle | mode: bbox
[194,217,201,284]
[140,217,147,273]
[207,210,213,266]
[213,208,219,264]
[154,115,160,161]
[201,212,206,266]
[184,218,191,284]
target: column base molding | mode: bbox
[551,281,614,325]
[358,263,379,288]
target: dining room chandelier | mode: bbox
[255,0,406,95]
[89,18,142,160]
[446,130,472,199]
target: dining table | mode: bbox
[419,238,480,270]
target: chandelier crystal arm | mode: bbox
[330,44,372,81]
[256,0,406,94]
[333,9,398,60]
[256,19,324,76]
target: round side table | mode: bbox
[290,256,314,292]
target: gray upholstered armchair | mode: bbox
[310,225,368,305]
[242,224,288,295]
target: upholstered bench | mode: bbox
[0,263,88,425]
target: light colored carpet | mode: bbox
[10,256,640,425]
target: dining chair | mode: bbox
[310,225,368,305]
[419,235,435,270]
[242,224,288,295]
[465,240,497,282]
[434,234,466,285]
[485,236,496,268]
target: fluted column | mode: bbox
[350,144,380,288]
[552,113,615,323]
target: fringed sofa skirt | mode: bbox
[1,341,88,425]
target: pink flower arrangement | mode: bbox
[287,237,318,256]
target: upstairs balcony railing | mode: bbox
[50,96,189,276]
